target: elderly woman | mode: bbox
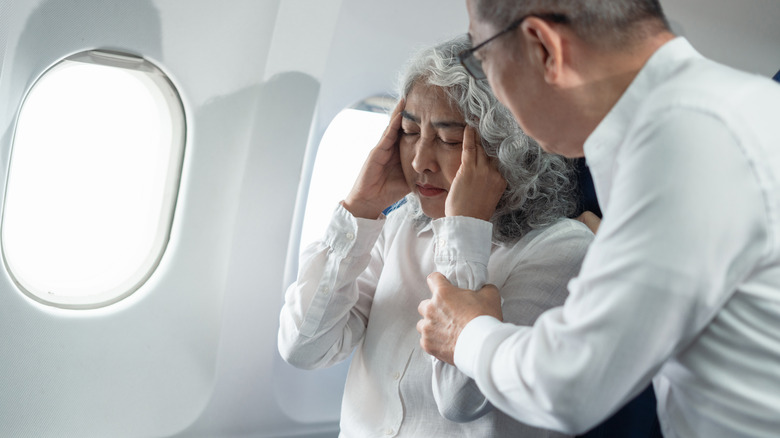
[278,35,592,437]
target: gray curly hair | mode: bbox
[396,35,578,243]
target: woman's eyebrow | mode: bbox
[401,110,419,123]
[432,120,466,129]
[402,110,465,130]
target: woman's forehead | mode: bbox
[404,83,465,125]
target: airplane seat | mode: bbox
[574,158,602,219]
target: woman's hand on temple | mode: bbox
[343,100,410,219]
[445,126,507,221]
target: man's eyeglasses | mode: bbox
[458,13,568,80]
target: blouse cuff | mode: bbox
[324,203,385,256]
[432,216,493,264]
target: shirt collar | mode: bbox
[584,37,702,157]
[582,37,703,207]
[416,220,433,237]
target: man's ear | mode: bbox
[520,17,566,85]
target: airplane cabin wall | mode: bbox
[663,0,780,77]
[0,0,284,437]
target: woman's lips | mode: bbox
[417,184,446,197]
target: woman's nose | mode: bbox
[411,137,439,174]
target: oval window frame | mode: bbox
[1,50,186,309]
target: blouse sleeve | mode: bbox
[432,218,593,422]
[429,216,492,421]
[278,203,385,370]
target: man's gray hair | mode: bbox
[473,0,670,47]
[396,35,578,243]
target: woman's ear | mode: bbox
[520,17,566,85]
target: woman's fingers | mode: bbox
[377,99,405,151]
[460,125,491,169]
[343,99,409,219]
[460,125,478,168]
[446,126,506,221]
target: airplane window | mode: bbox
[2,50,185,309]
[299,98,393,253]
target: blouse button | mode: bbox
[320,286,330,295]
[345,232,355,240]
[392,372,401,380]
[384,428,394,436]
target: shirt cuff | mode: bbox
[454,315,505,378]
[325,203,385,256]
[432,216,493,264]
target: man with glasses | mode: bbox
[417,1,780,437]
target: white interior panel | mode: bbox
[0,0,777,437]
[664,0,780,76]
[0,0,280,436]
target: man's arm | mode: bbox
[418,109,767,433]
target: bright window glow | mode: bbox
[2,51,185,309]
[299,107,390,252]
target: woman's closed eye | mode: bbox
[437,137,462,147]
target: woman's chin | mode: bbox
[420,204,444,220]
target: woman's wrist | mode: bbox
[341,198,382,220]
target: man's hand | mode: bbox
[445,125,507,221]
[576,211,601,234]
[417,272,503,365]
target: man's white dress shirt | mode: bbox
[279,203,592,437]
[454,38,780,437]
